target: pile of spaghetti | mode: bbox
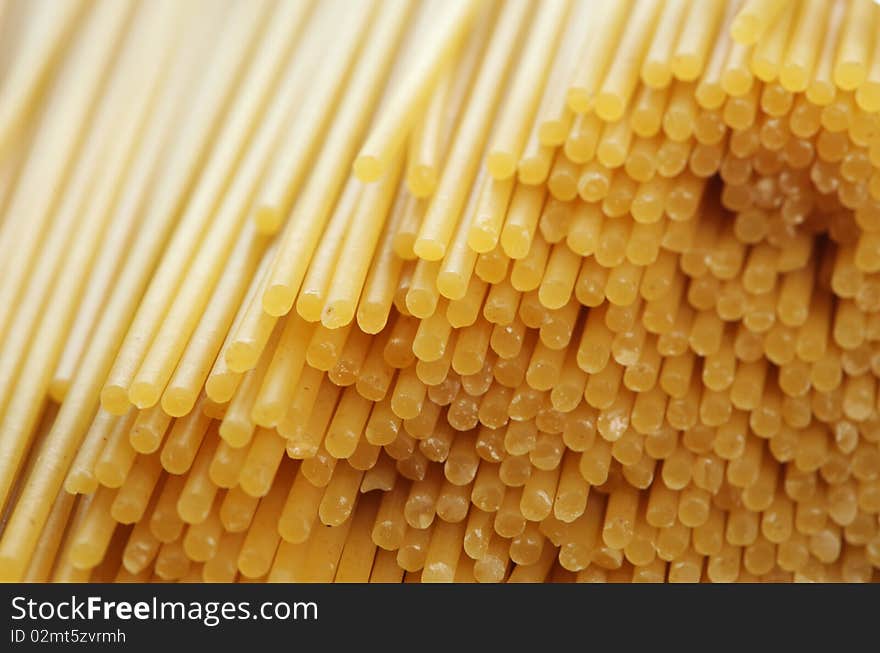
[1,0,879,583]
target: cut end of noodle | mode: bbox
[100,385,133,416]
[353,154,384,182]
[160,387,196,418]
[262,283,295,318]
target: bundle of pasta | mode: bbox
[0,0,878,584]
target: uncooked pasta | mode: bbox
[0,0,878,585]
